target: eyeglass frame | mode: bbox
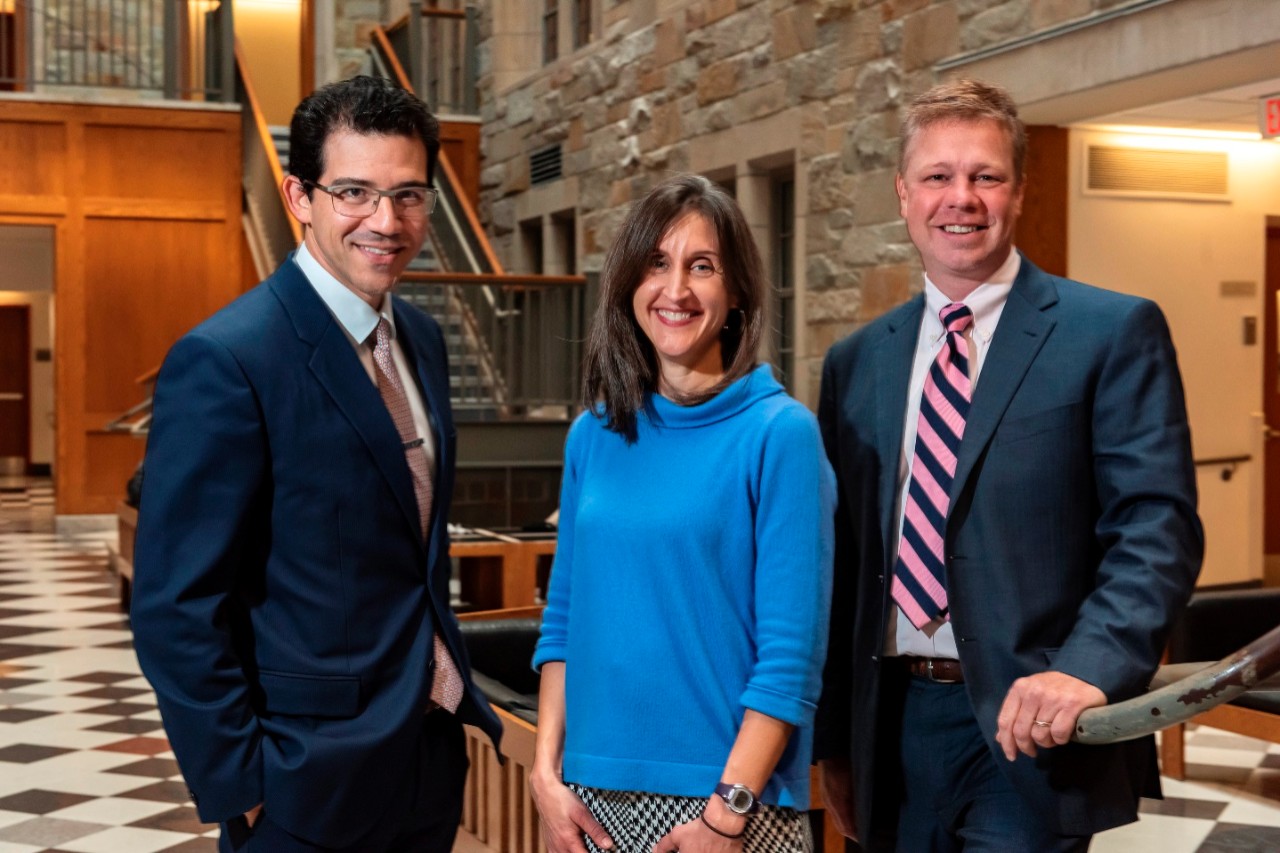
[302,180,439,218]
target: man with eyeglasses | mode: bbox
[132,75,502,852]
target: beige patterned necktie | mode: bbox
[371,318,464,713]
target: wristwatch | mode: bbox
[713,782,761,815]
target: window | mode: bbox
[519,219,544,275]
[551,210,577,275]
[542,0,559,64]
[773,178,795,392]
[572,0,591,49]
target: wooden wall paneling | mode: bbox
[440,119,482,208]
[485,740,504,847]
[300,0,315,98]
[1020,125,1069,278]
[0,118,67,200]
[83,124,231,214]
[82,432,147,505]
[59,113,90,513]
[82,218,233,415]
[0,101,244,514]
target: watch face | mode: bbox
[727,787,754,812]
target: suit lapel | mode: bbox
[269,261,423,543]
[949,257,1058,506]
[875,296,924,557]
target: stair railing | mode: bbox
[406,0,479,117]
[235,39,300,276]
[1074,622,1280,744]
[0,0,233,101]
[369,18,587,416]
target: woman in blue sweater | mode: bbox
[531,174,836,853]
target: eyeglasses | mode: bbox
[304,181,438,219]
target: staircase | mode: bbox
[239,26,583,528]
[266,124,494,413]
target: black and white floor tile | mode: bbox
[0,478,1277,852]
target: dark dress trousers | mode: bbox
[131,259,502,848]
[815,255,1203,840]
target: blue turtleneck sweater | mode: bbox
[533,364,835,808]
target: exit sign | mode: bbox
[1263,94,1280,139]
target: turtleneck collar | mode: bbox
[644,363,784,429]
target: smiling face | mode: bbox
[283,129,429,308]
[896,118,1025,300]
[631,211,734,397]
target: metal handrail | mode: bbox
[406,1,478,116]
[397,272,587,411]
[367,16,587,415]
[1074,622,1280,744]
[235,40,300,274]
[0,0,233,101]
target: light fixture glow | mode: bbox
[1083,124,1262,142]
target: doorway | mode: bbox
[1264,224,1280,586]
[0,305,30,474]
[0,223,56,482]
[0,2,19,92]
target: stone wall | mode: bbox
[474,0,1123,403]
[335,0,391,79]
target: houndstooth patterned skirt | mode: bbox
[567,783,813,853]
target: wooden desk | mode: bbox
[108,500,138,610]
[451,536,557,612]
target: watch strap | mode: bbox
[713,782,761,814]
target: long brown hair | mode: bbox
[583,173,767,442]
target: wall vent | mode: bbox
[530,144,563,185]
[1085,145,1228,200]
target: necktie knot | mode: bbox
[940,303,973,334]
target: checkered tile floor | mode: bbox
[1,480,1278,851]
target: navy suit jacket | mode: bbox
[814,255,1203,837]
[132,259,502,847]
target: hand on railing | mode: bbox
[1073,622,1280,744]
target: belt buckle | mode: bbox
[926,659,936,681]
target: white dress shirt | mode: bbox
[293,242,437,479]
[885,249,1021,658]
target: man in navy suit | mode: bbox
[132,76,501,852]
[814,79,1203,851]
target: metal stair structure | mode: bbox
[262,119,501,417]
[236,22,586,528]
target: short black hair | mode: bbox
[288,75,440,188]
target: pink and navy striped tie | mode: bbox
[892,303,973,629]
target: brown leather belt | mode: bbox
[898,656,964,683]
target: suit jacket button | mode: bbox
[187,789,198,803]
[877,574,884,583]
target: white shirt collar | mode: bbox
[921,249,1021,344]
[294,241,396,345]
